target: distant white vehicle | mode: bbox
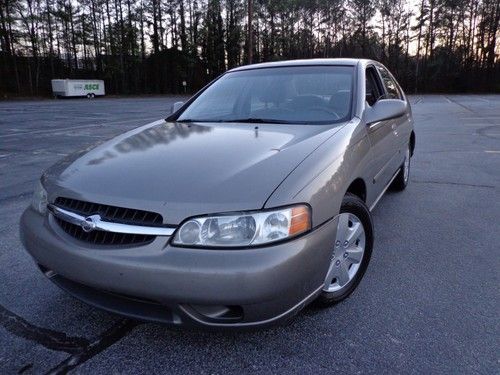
[51,79,105,98]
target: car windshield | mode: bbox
[177,66,354,125]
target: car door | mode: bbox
[376,65,409,169]
[364,65,399,202]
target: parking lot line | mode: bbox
[460,117,500,120]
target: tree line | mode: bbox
[0,0,499,97]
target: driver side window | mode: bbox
[365,67,382,106]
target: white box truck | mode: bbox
[51,79,105,98]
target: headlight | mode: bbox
[172,205,311,248]
[31,180,48,215]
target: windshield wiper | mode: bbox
[219,118,296,124]
[177,118,299,124]
[176,119,200,123]
[177,118,229,123]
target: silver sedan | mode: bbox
[21,58,415,329]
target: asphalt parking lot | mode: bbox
[1,95,499,374]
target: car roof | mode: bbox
[228,58,372,72]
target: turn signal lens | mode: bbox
[290,206,311,236]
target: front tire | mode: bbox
[317,193,374,306]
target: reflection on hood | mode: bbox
[87,123,212,166]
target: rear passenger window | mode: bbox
[377,67,402,99]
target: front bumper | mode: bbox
[20,207,338,329]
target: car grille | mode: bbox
[53,197,163,246]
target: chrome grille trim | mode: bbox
[48,204,175,236]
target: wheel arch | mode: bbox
[345,178,367,203]
[410,131,416,156]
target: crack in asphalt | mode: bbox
[0,304,90,354]
[17,363,33,374]
[1,303,143,373]
[45,319,140,375]
[1,303,141,373]
[412,180,496,189]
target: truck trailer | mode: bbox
[51,79,105,98]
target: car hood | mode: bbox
[44,120,344,224]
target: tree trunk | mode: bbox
[247,0,253,64]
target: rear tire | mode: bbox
[391,142,411,191]
[316,193,373,306]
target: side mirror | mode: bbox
[365,99,406,125]
[170,101,184,114]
